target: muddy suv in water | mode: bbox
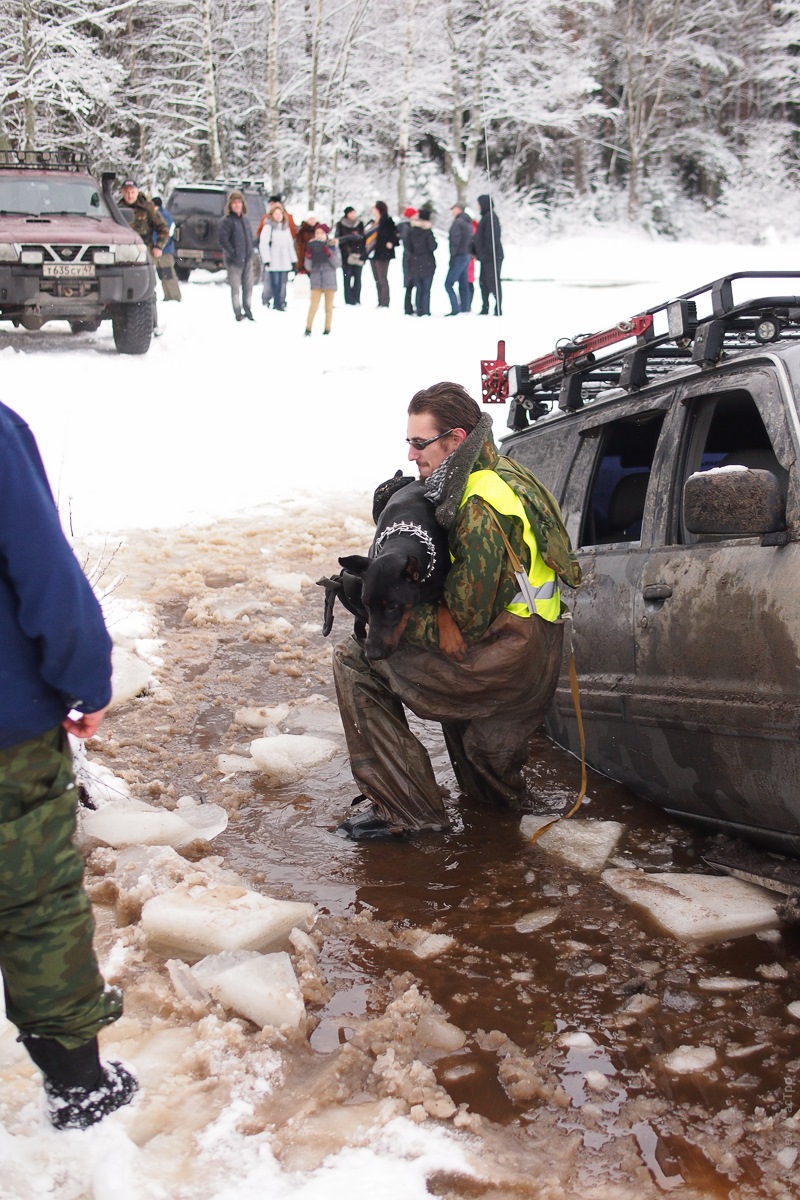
[482,272,800,860]
[0,149,156,354]
[166,180,267,280]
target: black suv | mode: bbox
[166,181,267,281]
[0,149,156,354]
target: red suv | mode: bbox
[0,149,156,354]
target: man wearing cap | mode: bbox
[118,181,168,334]
[219,190,255,321]
[444,202,473,316]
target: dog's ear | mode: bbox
[339,554,371,576]
[403,555,421,583]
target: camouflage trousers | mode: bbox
[0,727,122,1049]
[333,611,565,829]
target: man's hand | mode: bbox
[152,247,163,258]
[438,602,467,662]
[62,706,109,739]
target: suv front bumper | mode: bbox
[0,263,155,319]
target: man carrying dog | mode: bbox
[332,382,580,840]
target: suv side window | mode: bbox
[581,412,665,546]
[677,388,789,544]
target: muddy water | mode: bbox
[86,509,800,1197]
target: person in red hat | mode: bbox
[398,205,418,315]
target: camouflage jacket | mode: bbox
[402,416,580,650]
[119,193,169,252]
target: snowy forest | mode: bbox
[2,0,800,236]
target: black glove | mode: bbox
[316,570,368,639]
[372,470,415,523]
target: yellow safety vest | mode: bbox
[459,469,561,622]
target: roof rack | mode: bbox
[0,149,90,172]
[481,271,800,429]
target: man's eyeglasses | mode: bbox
[406,428,456,451]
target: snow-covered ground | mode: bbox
[5,231,798,537]
[2,232,800,1199]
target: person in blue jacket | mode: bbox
[0,402,138,1129]
[151,195,182,302]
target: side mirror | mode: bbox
[684,468,785,536]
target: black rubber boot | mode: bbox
[20,1034,138,1130]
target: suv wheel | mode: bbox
[69,318,102,334]
[112,301,153,355]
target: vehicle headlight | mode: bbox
[115,243,148,263]
[0,243,19,262]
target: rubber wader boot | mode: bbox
[20,1033,138,1130]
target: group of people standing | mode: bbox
[216,192,504,334]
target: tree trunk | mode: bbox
[127,10,148,176]
[397,0,415,212]
[21,0,37,150]
[307,0,324,208]
[201,0,223,176]
[266,0,281,193]
[446,0,465,203]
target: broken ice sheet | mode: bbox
[601,869,780,942]
[663,1045,717,1073]
[249,733,338,784]
[141,881,315,960]
[520,818,624,871]
[189,950,306,1029]
[81,796,228,848]
[514,908,560,933]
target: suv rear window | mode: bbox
[0,176,109,218]
[169,191,225,216]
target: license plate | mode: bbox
[42,263,95,278]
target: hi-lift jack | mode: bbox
[481,271,800,429]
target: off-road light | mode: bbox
[755,315,781,343]
[93,251,114,264]
[115,243,148,263]
[20,249,43,264]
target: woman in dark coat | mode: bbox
[364,200,398,308]
[404,208,437,316]
[335,206,366,305]
[474,193,504,316]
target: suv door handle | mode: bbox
[642,583,673,602]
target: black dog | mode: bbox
[338,477,466,662]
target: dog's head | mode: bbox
[339,551,423,659]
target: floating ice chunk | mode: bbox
[623,994,659,1015]
[788,1001,800,1020]
[217,753,260,775]
[601,869,779,942]
[663,1045,717,1073]
[249,733,338,784]
[81,796,227,848]
[515,908,560,933]
[521,818,624,871]
[141,882,315,959]
[584,1070,611,1093]
[190,950,305,1029]
[757,962,789,980]
[261,569,313,595]
[408,933,456,960]
[776,1147,798,1171]
[110,645,154,708]
[234,703,289,730]
[697,976,758,993]
[416,1015,467,1053]
[558,1032,597,1049]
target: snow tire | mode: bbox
[112,301,153,355]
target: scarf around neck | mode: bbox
[422,413,495,529]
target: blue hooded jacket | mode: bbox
[0,403,112,749]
